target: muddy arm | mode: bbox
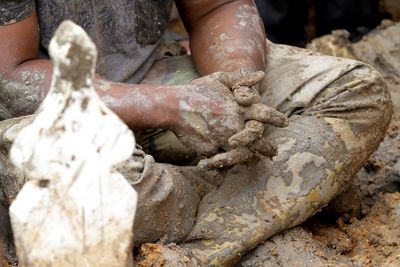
[176,0,266,75]
[0,13,180,130]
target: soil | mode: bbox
[239,193,400,267]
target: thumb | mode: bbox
[211,70,265,90]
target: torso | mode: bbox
[35,0,173,83]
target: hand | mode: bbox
[170,71,287,158]
[197,70,289,169]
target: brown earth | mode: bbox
[239,193,400,267]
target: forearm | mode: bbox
[1,12,180,129]
[187,0,267,75]
[2,59,178,130]
[94,77,178,130]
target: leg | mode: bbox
[182,43,392,266]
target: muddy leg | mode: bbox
[182,59,392,265]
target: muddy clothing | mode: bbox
[0,41,392,265]
[0,2,393,265]
[0,0,173,84]
[131,43,392,265]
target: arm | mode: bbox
[175,0,267,75]
[1,7,283,157]
[0,12,176,129]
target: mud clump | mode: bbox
[137,244,165,267]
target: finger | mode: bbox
[233,86,260,106]
[197,147,254,169]
[132,144,145,156]
[249,138,277,159]
[212,70,265,89]
[124,160,145,173]
[231,70,265,89]
[174,131,218,157]
[244,104,289,127]
[228,120,264,148]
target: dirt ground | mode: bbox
[238,21,400,267]
[239,197,400,266]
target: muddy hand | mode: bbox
[212,69,288,151]
[198,70,288,169]
[171,75,247,156]
[197,147,254,169]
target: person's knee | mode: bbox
[319,62,392,168]
[351,63,392,135]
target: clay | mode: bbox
[307,30,357,60]
[384,0,400,21]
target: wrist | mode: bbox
[151,85,182,129]
[98,82,181,130]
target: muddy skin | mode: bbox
[181,0,266,74]
[204,69,288,161]
[233,86,260,106]
[229,120,264,148]
[172,71,287,158]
